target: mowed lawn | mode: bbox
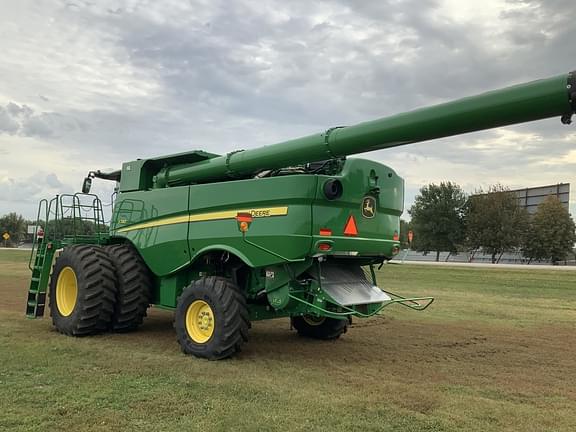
[1,249,575,431]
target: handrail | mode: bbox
[28,199,48,271]
[29,193,108,273]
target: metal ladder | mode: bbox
[26,240,57,318]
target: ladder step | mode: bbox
[27,300,37,307]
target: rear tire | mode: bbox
[105,244,153,332]
[174,276,249,360]
[49,245,117,336]
[291,315,348,340]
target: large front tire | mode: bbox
[105,244,153,332]
[291,315,348,340]
[174,276,249,360]
[49,245,117,336]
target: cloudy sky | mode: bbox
[1,0,576,221]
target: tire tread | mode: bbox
[49,244,117,336]
[105,244,153,332]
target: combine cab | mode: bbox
[27,71,576,359]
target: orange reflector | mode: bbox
[343,215,358,236]
[318,243,332,251]
[393,231,399,241]
[319,228,332,236]
[236,212,253,233]
[236,212,253,223]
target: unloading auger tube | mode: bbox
[152,71,576,187]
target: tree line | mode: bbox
[0,212,107,247]
[403,182,576,264]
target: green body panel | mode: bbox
[156,273,190,308]
[110,159,404,304]
[119,150,219,192]
[310,158,403,258]
[186,175,316,267]
[119,159,148,192]
[112,186,191,276]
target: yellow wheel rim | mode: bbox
[56,266,78,317]
[185,300,215,343]
[303,315,325,326]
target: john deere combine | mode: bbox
[26,71,576,359]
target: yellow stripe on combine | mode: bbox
[116,215,189,232]
[116,206,289,233]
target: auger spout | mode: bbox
[154,71,575,187]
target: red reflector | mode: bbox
[343,215,358,236]
[319,228,332,236]
[318,243,332,251]
[393,231,399,241]
[236,212,253,223]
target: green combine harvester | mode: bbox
[26,71,576,359]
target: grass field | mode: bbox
[1,249,575,431]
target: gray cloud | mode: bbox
[72,0,574,132]
[20,0,570,156]
[45,173,64,189]
[0,172,73,204]
[0,102,86,138]
[1,0,576,218]
[0,107,19,134]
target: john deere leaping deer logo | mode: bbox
[361,196,376,219]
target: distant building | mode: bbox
[511,183,570,214]
[470,183,570,215]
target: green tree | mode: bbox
[44,218,108,239]
[409,182,466,261]
[399,219,412,249]
[465,184,529,263]
[0,212,27,247]
[523,196,576,264]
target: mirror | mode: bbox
[82,177,92,194]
